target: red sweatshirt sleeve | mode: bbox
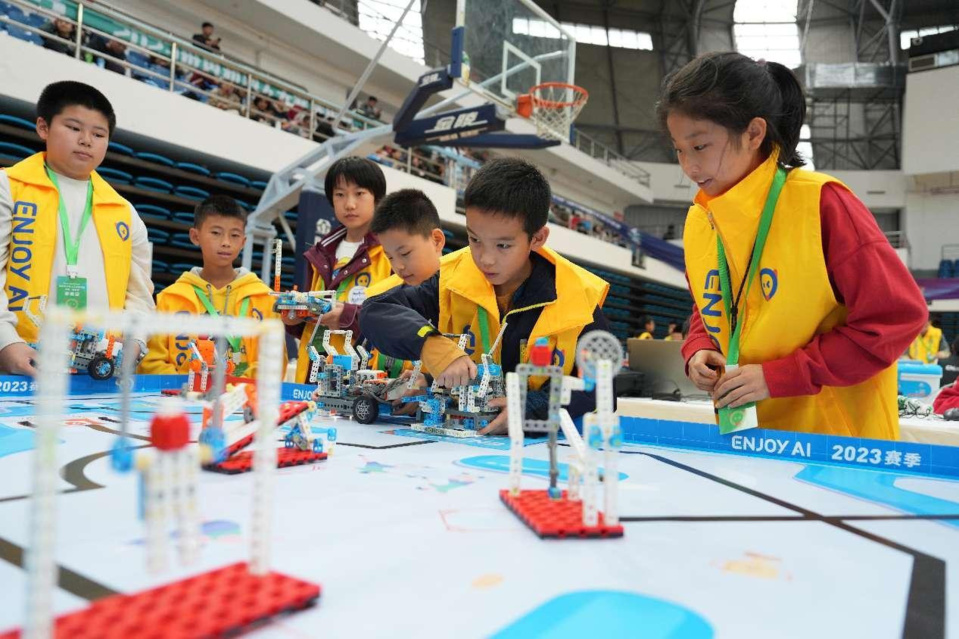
[761,183,927,398]
[681,270,719,366]
[933,382,959,415]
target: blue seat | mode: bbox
[173,211,195,224]
[236,200,254,211]
[0,141,36,161]
[97,167,133,184]
[215,172,251,188]
[151,259,170,274]
[0,114,35,130]
[170,233,194,249]
[134,176,174,193]
[135,151,175,167]
[175,162,210,176]
[136,204,171,221]
[939,259,955,279]
[251,180,268,191]
[171,262,198,273]
[26,12,44,28]
[175,185,209,201]
[146,228,171,244]
[6,21,43,45]
[283,210,298,221]
[108,141,135,156]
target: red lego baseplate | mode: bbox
[204,448,327,475]
[0,562,319,639]
[500,489,624,539]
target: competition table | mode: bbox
[0,378,957,638]
[617,397,959,446]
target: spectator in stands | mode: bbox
[664,223,678,240]
[636,315,655,340]
[314,115,336,141]
[938,336,959,387]
[193,22,221,51]
[86,34,128,75]
[358,96,382,121]
[41,17,77,56]
[209,82,241,114]
[252,96,284,125]
[907,316,951,364]
[0,81,155,375]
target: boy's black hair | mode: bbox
[202,21,213,28]
[656,52,807,168]
[367,96,378,102]
[194,194,246,228]
[324,156,387,206]
[639,315,653,330]
[370,189,440,237]
[37,81,117,136]
[463,157,551,237]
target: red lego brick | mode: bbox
[204,448,327,475]
[500,489,624,539]
[0,562,319,639]
[150,410,191,451]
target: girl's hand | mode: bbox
[713,364,770,408]
[687,349,726,392]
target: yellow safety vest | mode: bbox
[683,154,899,440]
[437,246,608,389]
[4,152,132,343]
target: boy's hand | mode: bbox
[477,396,509,436]
[280,313,305,327]
[0,342,38,376]
[713,364,770,408]
[319,303,345,329]
[435,355,477,388]
[687,349,726,392]
[391,371,428,415]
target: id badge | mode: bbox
[717,364,759,435]
[56,275,87,310]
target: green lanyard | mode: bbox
[715,166,786,366]
[192,285,249,353]
[46,166,94,279]
[477,307,491,355]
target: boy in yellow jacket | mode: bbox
[0,81,155,375]
[360,158,611,435]
[140,195,281,377]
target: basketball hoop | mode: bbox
[517,82,589,142]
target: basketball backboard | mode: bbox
[453,0,577,119]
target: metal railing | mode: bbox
[884,230,909,250]
[570,129,651,186]
[2,0,650,245]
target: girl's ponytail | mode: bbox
[765,61,807,167]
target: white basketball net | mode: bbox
[529,83,589,142]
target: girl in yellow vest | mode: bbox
[636,315,655,340]
[660,52,926,440]
[283,157,392,383]
[0,81,155,375]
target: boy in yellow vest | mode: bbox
[659,52,926,439]
[283,157,393,383]
[907,317,949,364]
[140,195,282,377]
[365,188,447,375]
[360,158,611,435]
[0,81,155,375]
